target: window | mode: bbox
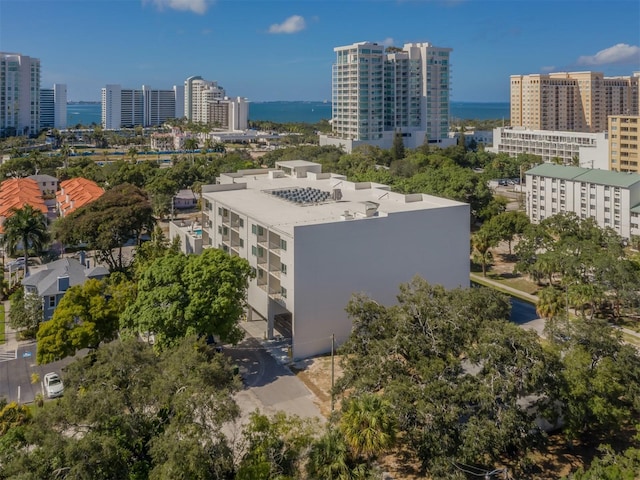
[281,263,287,274]
[281,287,287,298]
[257,246,264,257]
[280,239,287,251]
[218,207,223,216]
[218,226,222,234]
[239,218,244,228]
[251,224,257,234]
[239,238,244,248]
[251,246,257,256]
[49,296,56,308]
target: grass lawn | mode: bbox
[485,273,541,295]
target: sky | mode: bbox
[1,0,639,103]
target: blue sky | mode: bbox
[2,0,639,102]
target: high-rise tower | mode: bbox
[0,53,41,137]
[320,41,453,153]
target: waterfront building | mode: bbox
[489,127,608,167]
[101,84,182,129]
[609,115,640,173]
[525,163,640,239]
[0,53,40,137]
[184,160,469,359]
[319,41,454,153]
[510,71,639,133]
[184,76,248,130]
[40,83,67,130]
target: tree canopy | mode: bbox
[53,183,155,272]
[120,248,254,350]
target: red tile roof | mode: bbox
[56,178,105,217]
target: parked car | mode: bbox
[4,258,25,271]
[43,372,64,398]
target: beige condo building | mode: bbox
[511,71,639,133]
[609,115,640,173]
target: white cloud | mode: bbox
[379,38,396,47]
[146,0,212,15]
[577,43,640,66]
[540,66,556,73]
[268,15,306,34]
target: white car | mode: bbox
[4,258,25,271]
[43,372,64,398]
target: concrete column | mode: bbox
[266,310,275,340]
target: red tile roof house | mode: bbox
[0,178,50,235]
[56,178,104,218]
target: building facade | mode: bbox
[525,163,640,239]
[193,160,470,359]
[101,84,182,129]
[489,127,607,166]
[40,83,67,130]
[184,76,248,130]
[319,41,454,153]
[0,53,40,137]
[510,71,639,133]
[609,115,639,173]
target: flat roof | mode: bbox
[526,163,640,188]
[203,165,466,236]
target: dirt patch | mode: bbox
[292,355,343,418]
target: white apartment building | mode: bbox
[195,160,470,359]
[40,83,67,130]
[489,127,608,166]
[184,76,248,130]
[525,163,640,239]
[101,84,182,129]
[319,41,454,153]
[0,53,40,137]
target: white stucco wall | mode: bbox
[290,204,470,359]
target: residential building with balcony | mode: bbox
[525,163,640,239]
[56,178,104,217]
[101,84,183,129]
[319,41,454,153]
[609,115,640,173]
[184,76,248,130]
[488,127,608,167]
[510,71,639,133]
[193,160,469,359]
[0,53,40,137]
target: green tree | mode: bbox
[36,278,121,364]
[53,183,155,272]
[339,393,397,462]
[120,248,254,350]
[8,286,43,335]
[0,337,240,479]
[565,445,640,479]
[0,204,50,276]
[471,227,499,277]
[236,411,317,480]
[391,130,405,162]
[306,427,353,480]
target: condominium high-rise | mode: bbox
[184,75,248,130]
[510,71,639,133]
[184,76,225,123]
[609,115,640,173]
[319,41,453,153]
[101,84,182,129]
[40,83,67,130]
[0,53,41,137]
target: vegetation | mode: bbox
[120,248,254,350]
[0,205,50,276]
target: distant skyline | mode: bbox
[2,0,639,103]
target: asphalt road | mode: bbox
[225,335,323,420]
[0,342,83,404]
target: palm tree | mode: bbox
[339,393,396,462]
[306,428,352,480]
[471,229,498,277]
[536,286,565,320]
[0,205,50,276]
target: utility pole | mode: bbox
[331,333,335,413]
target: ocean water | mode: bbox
[66,101,510,127]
